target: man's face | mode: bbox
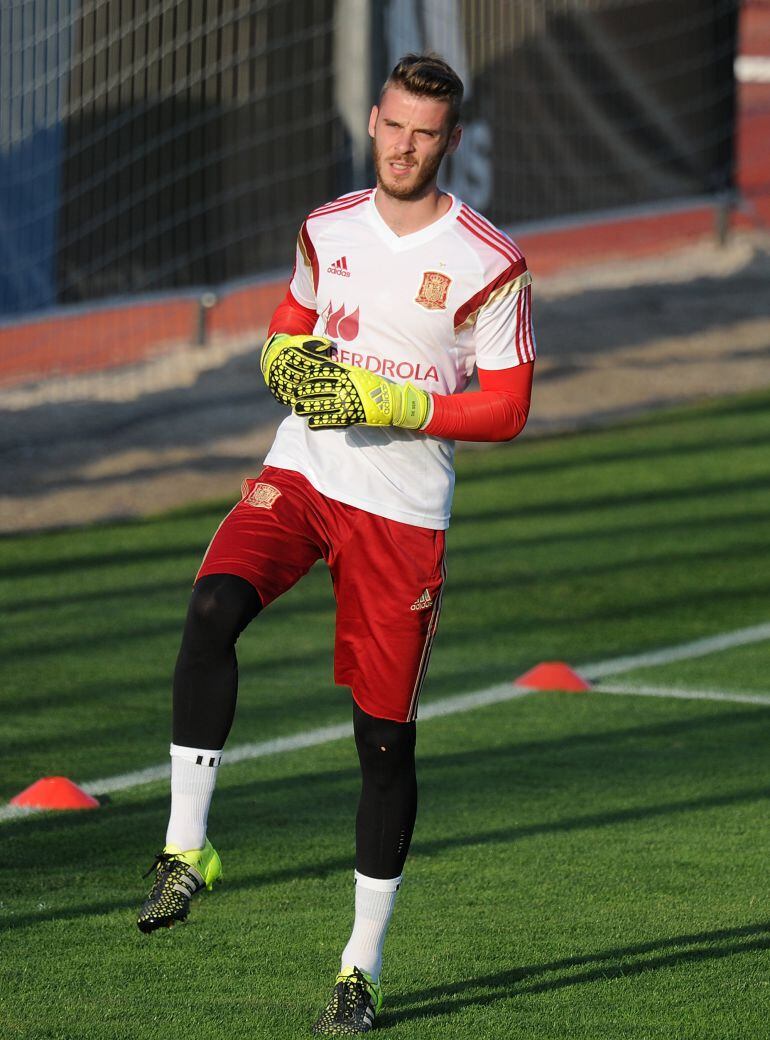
[368,85,461,201]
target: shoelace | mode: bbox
[142,851,179,879]
[142,852,196,900]
[339,972,372,1013]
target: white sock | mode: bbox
[340,871,401,981]
[165,743,223,850]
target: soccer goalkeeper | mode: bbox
[137,53,535,1035]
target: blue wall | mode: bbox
[0,125,63,315]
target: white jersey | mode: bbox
[264,189,536,529]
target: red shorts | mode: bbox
[197,466,446,722]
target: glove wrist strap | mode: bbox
[397,383,431,430]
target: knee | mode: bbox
[354,703,416,782]
[183,574,262,650]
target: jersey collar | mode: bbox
[366,190,461,251]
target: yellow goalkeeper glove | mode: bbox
[293,360,431,430]
[260,333,333,406]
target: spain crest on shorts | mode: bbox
[415,270,451,310]
[241,480,282,509]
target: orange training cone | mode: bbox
[514,661,592,693]
[10,776,100,811]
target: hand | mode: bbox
[293,359,431,430]
[260,333,334,406]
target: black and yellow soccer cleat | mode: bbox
[311,966,383,1035]
[137,839,222,933]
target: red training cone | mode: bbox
[514,661,592,693]
[10,776,100,811]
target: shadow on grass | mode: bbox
[450,506,770,556]
[2,451,767,582]
[451,473,769,528]
[8,505,770,620]
[0,539,209,580]
[5,539,770,675]
[381,921,770,1026]
[4,778,769,933]
[455,424,770,489]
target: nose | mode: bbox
[394,129,415,154]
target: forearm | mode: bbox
[422,362,534,442]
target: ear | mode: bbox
[445,123,462,156]
[368,105,379,139]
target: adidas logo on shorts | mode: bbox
[410,588,433,611]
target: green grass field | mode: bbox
[3,391,770,1039]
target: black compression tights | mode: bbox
[353,703,418,879]
[172,573,418,878]
[172,574,262,748]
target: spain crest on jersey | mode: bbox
[415,270,451,311]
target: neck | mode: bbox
[373,184,452,236]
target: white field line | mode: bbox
[595,682,770,707]
[580,622,770,680]
[3,621,769,822]
[1,686,532,823]
[72,684,529,799]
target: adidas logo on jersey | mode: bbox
[327,256,351,277]
[410,588,433,611]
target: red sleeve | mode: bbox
[267,287,318,336]
[422,362,534,442]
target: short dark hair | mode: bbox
[381,53,464,130]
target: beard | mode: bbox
[371,137,447,201]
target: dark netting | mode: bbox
[446,0,739,227]
[0,0,738,314]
